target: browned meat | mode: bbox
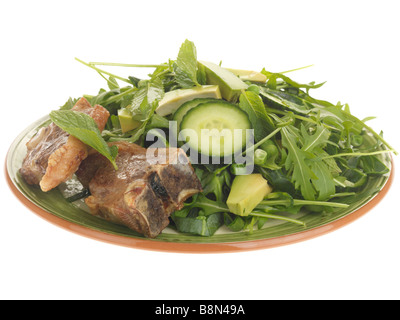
[20,123,68,185]
[76,141,202,238]
[20,98,110,192]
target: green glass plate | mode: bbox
[5,116,394,253]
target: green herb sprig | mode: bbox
[50,110,119,170]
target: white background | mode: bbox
[1,0,399,300]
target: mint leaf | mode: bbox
[173,39,199,88]
[107,76,119,90]
[59,97,78,110]
[126,77,164,143]
[129,77,164,118]
[127,100,159,143]
[49,110,118,170]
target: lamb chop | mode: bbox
[76,141,202,238]
[20,97,110,192]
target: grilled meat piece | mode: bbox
[20,123,68,185]
[20,97,109,192]
[76,141,202,238]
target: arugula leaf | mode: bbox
[260,87,314,115]
[301,124,330,153]
[281,126,317,200]
[314,104,397,155]
[239,90,275,141]
[261,68,326,91]
[49,110,118,169]
[352,155,390,175]
[173,39,200,88]
[300,124,336,200]
[310,160,336,200]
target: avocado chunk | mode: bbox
[118,108,141,133]
[226,174,272,216]
[155,85,221,116]
[198,61,248,102]
[226,68,267,83]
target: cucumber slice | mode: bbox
[180,101,252,157]
[173,98,220,129]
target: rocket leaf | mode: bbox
[281,126,317,200]
[301,124,330,153]
[310,160,336,201]
[239,90,275,142]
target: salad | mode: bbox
[23,40,396,237]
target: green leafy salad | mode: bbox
[50,39,396,237]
